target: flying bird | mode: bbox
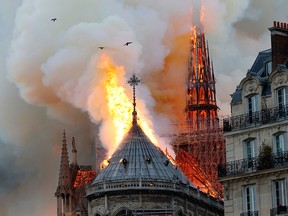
[98,46,105,50]
[51,18,57,22]
[124,41,132,46]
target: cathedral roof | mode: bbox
[93,123,189,184]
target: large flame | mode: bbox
[99,55,159,157]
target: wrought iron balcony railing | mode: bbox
[270,205,288,215]
[222,106,288,132]
[218,151,288,178]
[240,211,259,216]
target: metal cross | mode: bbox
[127,74,141,125]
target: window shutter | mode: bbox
[254,95,259,112]
[272,181,277,207]
[252,185,256,211]
[284,133,288,151]
[253,139,258,157]
[242,187,247,212]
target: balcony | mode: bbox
[222,106,288,132]
[218,151,288,178]
[240,211,259,216]
[271,205,288,215]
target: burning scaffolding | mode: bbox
[172,24,225,198]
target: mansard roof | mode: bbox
[231,49,272,105]
[93,123,189,184]
[249,49,271,77]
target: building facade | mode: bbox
[218,21,288,215]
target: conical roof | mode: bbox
[93,123,190,185]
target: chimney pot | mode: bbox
[281,23,284,28]
[274,21,276,27]
[284,23,287,29]
[277,22,280,27]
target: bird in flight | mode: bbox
[51,18,57,22]
[124,41,132,46]
[98,46,105,50]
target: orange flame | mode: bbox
[99,55,159,157]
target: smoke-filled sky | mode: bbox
[0,0,287,215]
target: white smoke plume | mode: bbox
[0,0,287,215]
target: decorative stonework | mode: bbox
[244,79,259,95]
[273,73,288,87]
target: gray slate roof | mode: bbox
[231,49,272,105]
[93,123,190,185]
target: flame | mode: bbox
[73,170,97,189]
[100,159,110,169]
[99,54,159,157]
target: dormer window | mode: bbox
[265,61,272,75]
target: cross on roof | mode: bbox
[127,74,141,125]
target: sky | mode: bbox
[0,0,287,215]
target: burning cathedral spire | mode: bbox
[172,18,225,198]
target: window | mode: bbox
[248,95,259,113]
[272,179,287,208]
[277,87,288,108]
[243,184,256,213]
[246,95,259,123]
[274,133,286,154]
[265,61,272,75]
[244,139,257,159]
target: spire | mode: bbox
[72,137,78,165]
[58,130,71,187]
[185,24,218,130]
[127,73,141,125]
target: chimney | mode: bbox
[269,21,288,71]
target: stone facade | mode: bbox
[219,22,288,216]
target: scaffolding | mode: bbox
[172,121,225,198]
[171,24,225,198]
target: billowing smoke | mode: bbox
[0,0,287,215]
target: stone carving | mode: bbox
[244,80,258,94]
[273,73,288,87]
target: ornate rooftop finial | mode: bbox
[127,73,141,125]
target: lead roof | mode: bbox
[93,123,191,185]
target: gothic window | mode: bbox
[272,179,287,208]
[242,184,256,213]
[199,87,205,103]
